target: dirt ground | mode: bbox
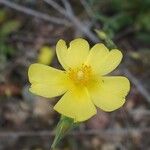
[0,0,150,150]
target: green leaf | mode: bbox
[136,32,150,43]
[0,10,7,22]
[0,42,15,56]
[0,20,21,36]
[104,13,132,32]
[136,12,150,31]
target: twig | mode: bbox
[80,0,96,32]
[0,0,98,42]
[61,0,74,15]
[80,0,95,19]
[0,128,149,137]
[44,0,99,42]
[44,0,66,15]
[123,68,150,103]
[129,108,150,116]
[0,0,69,25]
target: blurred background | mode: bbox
[0,0,150,150]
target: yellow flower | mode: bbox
[38,46,54,65]
[28,38,130,122]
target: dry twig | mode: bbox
[0,0,69,25]
[43,0,99,42]
[80,0,95,19]
[0,128,149,138]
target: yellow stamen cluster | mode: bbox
[67,65,92,86]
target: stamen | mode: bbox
[67,65,92,86]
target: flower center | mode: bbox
[67,65,92,86]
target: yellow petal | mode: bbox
[30,83,66,98]
[56,39,68,70]
[87,44,122,75]
[88,76,130,111]
[56,38,89,70]
[54,86,96,122]
[86,43,109,71]
[28,63,69,98]
[98,50,123,75]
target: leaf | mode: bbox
[136,32,150,43]
[0,42,15,56]
[0,20,21,36]
[104,13,132,32]
[136,12,150,31]
[0,10,7,22]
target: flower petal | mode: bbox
[56,39,68,70]
[56,38,89,70]
[88,76,130,111]
[86,44,122,75]
[54,86,96,122]
[28,63,69,98]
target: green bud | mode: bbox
[51,116,74,149]
[95,29,107,40]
